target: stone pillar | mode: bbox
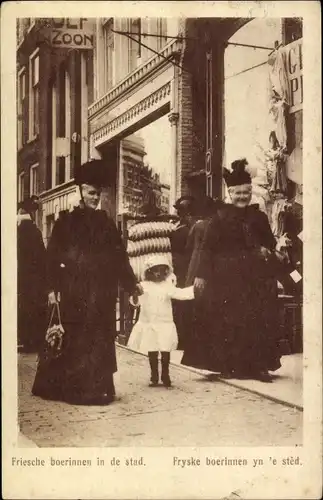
[89,134,102,160]
[94,20,105,99]
[168,111,179,212]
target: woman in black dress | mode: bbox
[32,160,139,404]
[194,159,283,382]
[17,196,47,352]
[181,196,222,369]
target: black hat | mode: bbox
[223,158,251,187]
[18,195,40,213]
[173,196,196,212]
[74,159,111,187]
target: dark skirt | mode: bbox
[18,295,47,352]
[32,322,117,404]
[182,255,282,374]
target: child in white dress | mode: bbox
[128,255,195,387]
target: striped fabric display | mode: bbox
[127,220,176,281]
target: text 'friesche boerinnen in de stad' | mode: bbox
[11,455,302,468]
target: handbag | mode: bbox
[43,302,65,360]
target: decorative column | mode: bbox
[168,111,179,213]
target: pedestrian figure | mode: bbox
[194,159,284,382]
[181,196,223,369]
[128,255,194,387]
[32,159,140,405]
[170,196,196,349]
[185,196,223,287]
[17,196,47,353]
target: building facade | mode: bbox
[17,18,95,243]
[88,17,268,218]
[17,17,302,236]
[119,134,170,216]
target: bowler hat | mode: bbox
[173,196,196,212]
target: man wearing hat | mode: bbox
[170,195,196,349]
[32,159,140,405]
[17,196,47,352]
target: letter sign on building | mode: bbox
[44,18,94,50]
[283,39,303,113]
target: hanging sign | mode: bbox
[283,39,303,113]
[42,18,94,50]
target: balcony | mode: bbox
[88,37,182,120]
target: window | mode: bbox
[18,173,25,203]
[124,167,128,186]
[157,18,167,51]
[54,64,67,186]
[17,68,26,149]
[17,18,34,46]
[283,18,303,44]
[129,18,141,72]
[29,50,40,139]
[103,19,115,90]
[30,163,39,196]
[28,18,36,31]
[57,157,66,185]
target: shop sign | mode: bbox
[283,39,303,113]
[43,18,94,50]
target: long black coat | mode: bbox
[32,207,137,403]
[169,221,193,349]
[184,204,282,374]
[17,218,47,350]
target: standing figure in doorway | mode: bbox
[32,159,140,405]
[194,159,283,382]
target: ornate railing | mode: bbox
[88,38,182,119]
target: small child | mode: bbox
[128,255,195,387]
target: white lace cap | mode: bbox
[144,254,172,273]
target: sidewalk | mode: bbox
[170,350,303,410]
[17,432,38,447]
[18,347,302,448]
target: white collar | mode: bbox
[17,213,32,226]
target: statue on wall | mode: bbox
[264,131,288,195]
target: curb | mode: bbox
[18,432,39,448]
[116,343,303,412]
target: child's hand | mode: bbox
[136,283,144,295]
[48,291,58,305]
[130,290,140,306]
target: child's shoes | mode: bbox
[148,351,159,387]
[161,352,172,387]
[161,375,172,388]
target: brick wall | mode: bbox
[177,67,193,197]
[177,19,246,201]
[177,19,207,198]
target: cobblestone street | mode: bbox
[19,346,302,448]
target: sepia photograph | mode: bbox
[16,14,303,448]
[1,2,321,499]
